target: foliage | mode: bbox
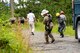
[0,2,10,21]
[14,0,72,25]
[0,2,32,53]
[0,23,31,53]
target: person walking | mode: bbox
[56,11,66,38]
[41,9,55,44]
[27,10,35,35]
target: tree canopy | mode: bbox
[0,0,72,25]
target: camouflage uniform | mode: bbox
[43,14,55,43]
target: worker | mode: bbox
[41,9,55,44]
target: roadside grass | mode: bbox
[0,23,32,53]
[52,24,75,36]
[35,22,45,32]
[35,22,75,36]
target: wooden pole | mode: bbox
[10,0,14,18]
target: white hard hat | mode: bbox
[41,9,49,16]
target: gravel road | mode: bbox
[22,30,80,53]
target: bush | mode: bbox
[0,24,29,53]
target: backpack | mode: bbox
[59,15,66,25]
[45,14,53,30]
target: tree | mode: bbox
[10,0,14,18]
[14,0,72,25]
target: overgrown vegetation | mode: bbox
[0,2,10,21]
[0,22,32,53]
[0,2,32,53]
[15,0,72,25]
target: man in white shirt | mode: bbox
[27,10,35,35]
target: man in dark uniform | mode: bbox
[56,11,66,38]
[41,9,55,44]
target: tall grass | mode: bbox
[0,22,32,53]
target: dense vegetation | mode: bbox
[0,2,30,53]
[15,0,72,25]
[0,2,10,22]
[0,0,72,25]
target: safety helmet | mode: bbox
[41,9,49,16]
[60,11,64,14]
[56,13,60,17]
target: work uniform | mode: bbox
[43,14,55,43]
[27,12,35,35]
[58,14,66,37]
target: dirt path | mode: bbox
[22,30,80,53]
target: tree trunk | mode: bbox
[10,0,14,18]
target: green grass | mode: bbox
[0,23,32,53]
[35,22,75,36]
[35,22,45,32]
[52,24,75,36]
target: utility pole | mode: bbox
[10,0,14,18]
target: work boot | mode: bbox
[62,33,64,38]
[60,33,64,38]
[45,39,49,44]
[45,42,49,44]
[45,35,49,44]
[60,34,64,38]
[49,33,55,43]
[31,32,34,35]
[51,39,55,43]
[51,36,55,43]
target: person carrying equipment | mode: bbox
[56,11,66,38]
[41,9,55,44]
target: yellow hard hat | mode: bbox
[56,13,60,17]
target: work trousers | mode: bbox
[58,24,65,37]
[29,21,35,33]
[45,25,54,43]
